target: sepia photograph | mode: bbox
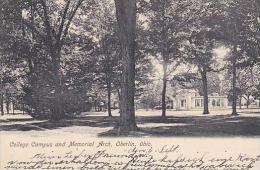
[0,0,260,169]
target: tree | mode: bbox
[173,71,222,96]
[239,0,259,67]
[37,0,85,120]
[184,30,216,114]
[181,0,235,115]
[222,64,260,109]
[134,23,155,110]
[253,83,260,107]
[96,31,120,117]
[222,0,259,115]
[94,0,119,117]
[236,66,260,108]
[0,0,23,115]
[140,82,161,110]
[95,5,154,117]
[114,0,137,131]
[1,0,102,119]
[3,0,86,119]
[0,58,4,115]
[146,0,202,117]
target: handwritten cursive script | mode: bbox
[4,143,260,170]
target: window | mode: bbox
[195,99,200,107]
[212,99,216,107]
[181,100,186,108]
[217,99,221,106]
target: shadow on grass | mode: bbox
[0,116,118,131]
[99,115,260,137]
[1,114,260,137]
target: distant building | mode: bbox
[169,89,228,111]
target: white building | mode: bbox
[169,89,228,111]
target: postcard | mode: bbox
[1,0,260,169]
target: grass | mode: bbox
[1,109,260,137]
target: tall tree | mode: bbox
[94,0,119,117]
[40,0,85,120]
[0,0,23,115]
[146,0,201,117]
[0,57,4,115]
[1,0,100,119]
[181,0,226,114]
[97,32,120,117]
[114,0,137,131]
[184,30,216,114]
[222,0,258,115]
[18,0,85,120]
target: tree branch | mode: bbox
[57,0,71,41]
[40,0,54,50]
[61,0,84,42]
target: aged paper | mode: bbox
[1,0,260,169]
[1,133,260,169]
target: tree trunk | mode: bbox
[0,74,3,115]
[0,93,4,116]
[52,82,63,120]
[22,103,25,114]
[114,0,137,132]
[161,62,167,117]
[117,88,121,114]
[239,95,242,109]
[105,55,112,117]
[107,79,112,117]
[12,100,15,115]
[94,100,97,111]
[51,51,64,121]
[246,95,250,109]
[201,68,209,115]
[6,98,10,114]
[232,46,238,115]
[34,78,41,116]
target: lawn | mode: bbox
[1,108,260,137]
